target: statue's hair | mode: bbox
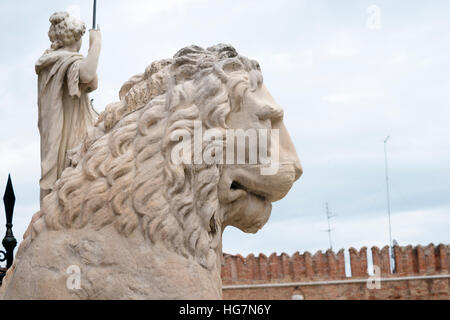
[31,44,263,270]
[48,12,86,50]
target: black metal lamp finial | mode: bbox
[0,174,17,280]
[3,174,15,225]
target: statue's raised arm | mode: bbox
[35,12,101,205]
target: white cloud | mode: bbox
[67,4,82,19]
[223,205,450,255]
[322,91,382,104]
[0,141,39,176]
[1,1,449,256]
[117,0,207,23]
[328,31,360,57]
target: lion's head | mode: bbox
[34,44,302,272]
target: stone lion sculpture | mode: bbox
[0,44,302,300]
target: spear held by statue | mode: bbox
[92,0,97,30]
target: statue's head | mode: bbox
[38,44,302,271]
[48,12,86,51]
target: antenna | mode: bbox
[384,136,395,272]
[324,203,336,251]
[384,136,392,248]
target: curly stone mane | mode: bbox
[29,44,263,270]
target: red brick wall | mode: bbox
[221,244,450,300]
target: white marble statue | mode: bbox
[36,12,101,204]
[1,44,302,300]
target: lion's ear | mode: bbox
[249,70,263,92]
[221,58,245,74]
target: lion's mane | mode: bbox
[29,44,263,270]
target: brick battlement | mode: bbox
[222,244,449,285]
[221,244,450,300]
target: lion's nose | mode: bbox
[294,161,303,181]
[275,121,303,181]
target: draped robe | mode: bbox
[36,50,98,202]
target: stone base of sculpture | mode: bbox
[1,225,221,299]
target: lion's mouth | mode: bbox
[230,181,268,203]
[219,164,298,233]
[225,179,272,233]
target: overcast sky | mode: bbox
[0,0,449,258]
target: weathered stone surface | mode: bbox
[0,38,301,299]
[37,12,101,204]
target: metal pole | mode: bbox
[384,136,394,271]
[384,137,392,247]
[93,0,97,30]
[325,203,335,251]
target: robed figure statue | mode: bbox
[35,12,101,204]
